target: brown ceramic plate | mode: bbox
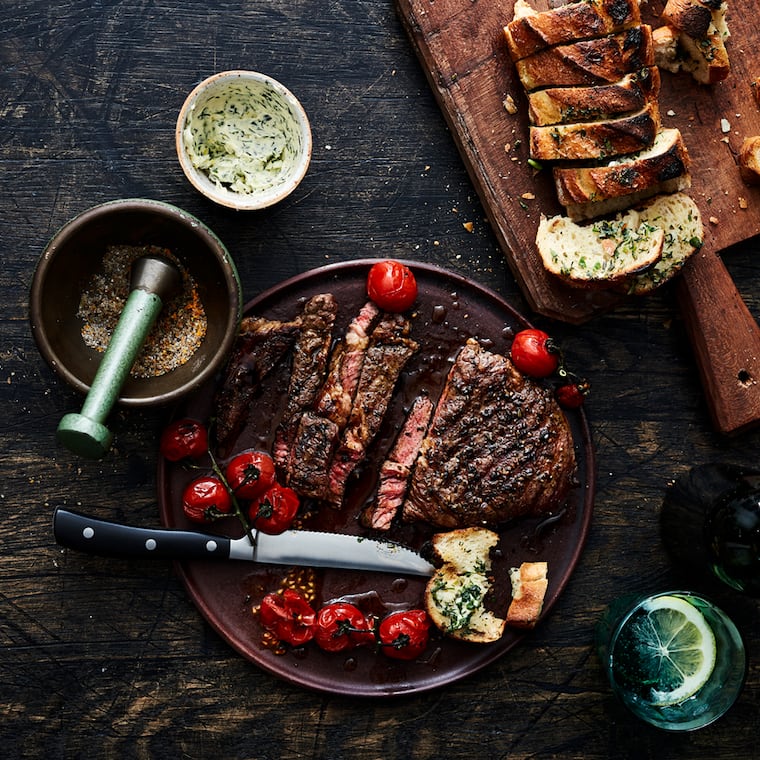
[157,260,595,696]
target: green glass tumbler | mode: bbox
[595,591,746,731]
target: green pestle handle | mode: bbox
[57,255,182,459]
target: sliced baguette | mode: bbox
[506,562,548,629]
[553,128,692,220]
[662,0,713,39]
[625,192,704,294]
[515,26,654,92]
[679,18,730,84]
[536,206,665,288]
[528,67,661,127]
[504,0,641,61]
[424,527,505,643]
[653,5,730,85]
[739,136,760,186]
[530,102,660,162]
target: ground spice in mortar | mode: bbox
[78,244,207,378]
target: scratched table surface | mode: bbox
[3,1,760,758]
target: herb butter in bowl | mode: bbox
[176,70,312,211]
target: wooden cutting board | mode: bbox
[396,0,760,433]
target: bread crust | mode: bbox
[515,25,654,91]
[662,0,713,39]
[553,128,692,219]
[506,562,548,629]
[739,136,760,186]
[504,0,641,61]
[528,68,661,127]
[530,103,660,162]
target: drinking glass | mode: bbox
[595,591,746,731]
[660,463,760,595]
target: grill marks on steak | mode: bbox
[323,313,420,505]
[284,302,381,499]
[363,394,434,530]
[401,339,576,529]
[214,315,300,451]
[273,294,338,473]
[215,298,576,525]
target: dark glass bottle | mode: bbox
[660,464,760,597]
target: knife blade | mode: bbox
[52,507,435,577]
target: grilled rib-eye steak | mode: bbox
[402,339,576,528]
[214,315,300,451]
[273,294,338,474]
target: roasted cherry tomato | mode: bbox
[160,418,208,461]
[314,602,376,652]
[181,475,232,523]
[366,260,418,312]
[378,609,430,661]
[248,484,300,535]
[556,380,589,409]
[224,450,276,500]
[510,328,560,378]
[259,589,317,646]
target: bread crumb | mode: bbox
[709,216,720,225]
[739,196,748,209]
[503,95,518,114]
[521,192,535,200]
[463,221,475,233]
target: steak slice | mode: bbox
[285,301,380,499]
[402,339,576,528]
[214,315,300,451]
[363,394,434,530]
[325,313,419,505]
[273,294,338,473]
[313,301,380,428]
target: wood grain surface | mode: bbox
[396,0,760,322]
[4,2,760,759]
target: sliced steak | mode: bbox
[273,294,338,473]
[285,301,380,498]
[402,339,576,529]
[325,313,419,505]
[214,316,300,452]
[313,301,380,427]
[286,411,340,500]
[364,394,434,530]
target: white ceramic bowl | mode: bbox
[176,71,312,211]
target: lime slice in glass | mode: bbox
[616,595,717,707]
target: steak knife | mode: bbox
[53,507,435,576]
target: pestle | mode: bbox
[57,255,182,459]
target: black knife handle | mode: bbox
[53,507,231,561]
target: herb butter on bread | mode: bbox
[536,192,703,291]
[424,528,506,643]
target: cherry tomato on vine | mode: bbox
[556,381,589,409]
[314,602,375,652]
[366,260,418,312]
[224,450,276,500]
[510,329,560,378]
[160,418,208,461]
[259,589,317,646]
[248,484,300,535]
[181,475,232,523]
[378,609,430,661]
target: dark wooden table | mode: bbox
[3,2,760,758]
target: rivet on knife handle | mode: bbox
[52,507,232,560]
